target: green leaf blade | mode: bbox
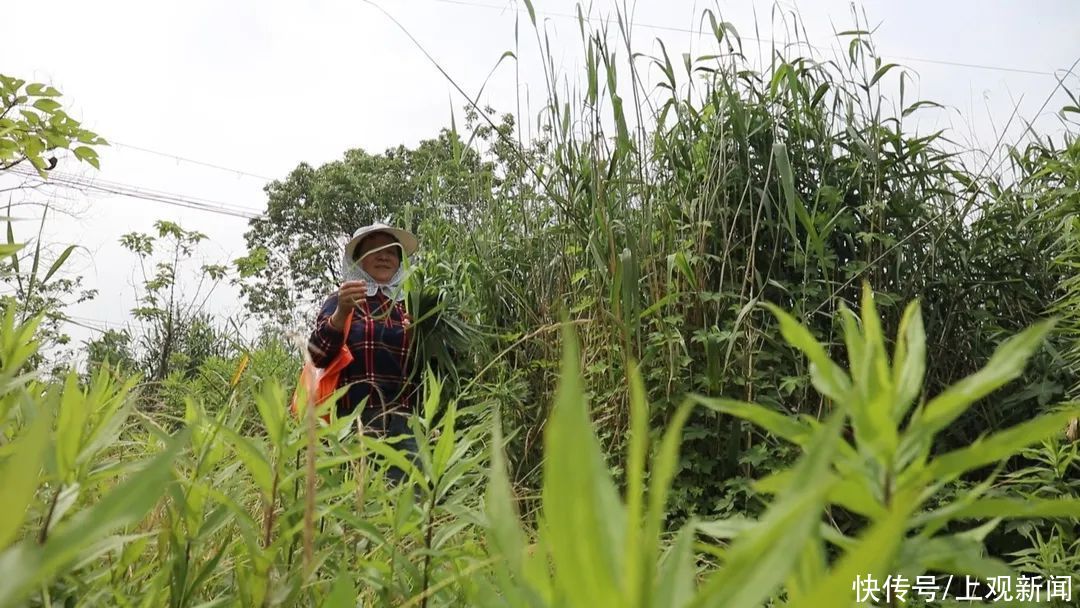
[0,408,52,549]
[541,323,625,608]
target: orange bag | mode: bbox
[290,313,353,422]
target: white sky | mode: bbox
[2,0,1078,359]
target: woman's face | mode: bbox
[357,232,401,283]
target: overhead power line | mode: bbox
[35,167,260,210]
[111,141,277,182]
[425,0,1061,77]
[8,166,264,220]
[62,314,119,334]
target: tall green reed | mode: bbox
[473,285,1080,607]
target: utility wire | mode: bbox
[426,0,1062,77]
[24,166,258,210]
[8,166,264,220]
[110,141,277,182]
[43,175,260,219]
[62,314,119,334]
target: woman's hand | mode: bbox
[330,280,367,329]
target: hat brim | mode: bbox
[345,226,419,261]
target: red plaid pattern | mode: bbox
[307,292,415,429]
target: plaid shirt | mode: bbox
[307,292,415,432]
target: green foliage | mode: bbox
[0,74,106,174]
[404,263,485,392]
[2,299,495,606]
[999,439,1080,602]
[242,7,1075,526]
[1,206,97,367]
[243,17,1080,585]
[5,244,1080,608]
[476,288,1080,606]
[0,305,187,607]
[1023,131,1080,452]
[5,9,1080,608]
[108,220,232,383]
[0,73,105,372]
[237,128,496,325]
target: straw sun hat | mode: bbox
[344,222,419,261]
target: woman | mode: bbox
[307,222,420,482]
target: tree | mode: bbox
[84,328,137,373]
[0,73,106,174]
[0,74,107,371]
[1,205,97,366]
[236,127,491,326]
[119,220,229,381]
